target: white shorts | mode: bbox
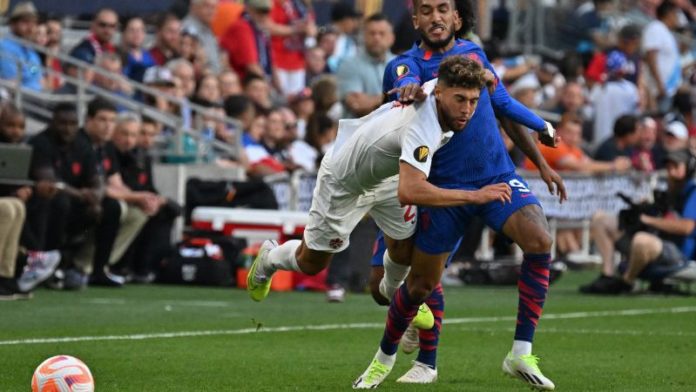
[304,158,416,253]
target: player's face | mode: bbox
[412,0,458,50]
[435,85,480,130]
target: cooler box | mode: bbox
[191,207,309,247]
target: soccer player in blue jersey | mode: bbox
[354,0,566,389]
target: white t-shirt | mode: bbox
[642,20,681,96]
[289,140,318,172]
[330,80,454,194]
[590,79,640,145]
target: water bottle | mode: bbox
[200,127,215,163]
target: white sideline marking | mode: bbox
[82,298,231,308]
[452,326,696,338]
[1,306,695,346]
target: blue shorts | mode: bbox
[415,171,541,255]
[371,231,461,267]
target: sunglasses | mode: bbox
[285,122,298,130]
[97,21,118,29]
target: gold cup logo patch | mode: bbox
[414,146,429,163]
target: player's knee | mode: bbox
[631,232,660,253]
[524,229,553,254]
[407,278,435,304]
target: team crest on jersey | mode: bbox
[395,64,409,77]
[413,146,429,163]
[329,238,344,250]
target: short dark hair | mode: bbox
[618,24,642,41]
[437,55,486,90]
[455,0,475,37]
[242,73,265,88]
[141,116,158,126]
[53,103,77,115]
[86,97,117,118]
[364,13,390,25]
[156,13,179,31]
[657,0,678,20]
[613,114,638,138]
[224,95,252,118]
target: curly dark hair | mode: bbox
[455,0,475,38]
[437,55,486,90]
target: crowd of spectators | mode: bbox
[4,0,696,298]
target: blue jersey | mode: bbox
[383,39,546,185]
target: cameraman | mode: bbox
[582,149,696,294]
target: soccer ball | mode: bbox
[32,355,94,392]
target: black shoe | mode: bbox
[580,274,631,294]
[0,278,17,301]
[89,268,125,287]
[63,268,89,290]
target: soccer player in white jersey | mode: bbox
[247,56,512,303]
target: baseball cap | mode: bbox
[9,1,38,22]
[606,51,629,76]
[143,66,175,86]
[666,121,689,140]
[246,0,272,11]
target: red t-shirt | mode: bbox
[220,19,259,80]
[270,0,307,71]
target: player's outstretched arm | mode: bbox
[398,162,512,207]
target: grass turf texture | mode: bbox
[1,271,695,391]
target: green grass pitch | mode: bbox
[1,271,695,391]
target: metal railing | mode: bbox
[0,33,243,162]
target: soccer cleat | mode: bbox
[411,303,434,330]
[17,250,61,292]
[247,240,277,302]
[396,361,438,384]
[401,324,419,354]
[502,352,555,390]
[353,357,393,389]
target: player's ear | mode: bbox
[434,85,442,100]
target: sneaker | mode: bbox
[326,284,346,303]
[89,268,125,287]
[401,324,419,354]
[396,361,437,384]
[45,268,65,290]
[411,303,434,329]
[353,356,393,389]
[247,240,277,302]
[63,269,89,290]
[502,352,555,390]
[580,275,632,295]
[17,250,61,292]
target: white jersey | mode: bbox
[330,80,453,194]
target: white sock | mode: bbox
[375,348,396,367]
[512,340,532,356]
[378,251,410,300]
[266,240,302,274]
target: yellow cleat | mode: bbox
[246,240,277,302]
[411,303,434,330]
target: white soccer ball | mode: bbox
[32,355,94,392]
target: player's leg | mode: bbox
[486,173,554,390]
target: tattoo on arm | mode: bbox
[499,117,546,168]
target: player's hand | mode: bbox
[387,83,427,103]
[539,165,567,204]
[539,121,559,147]
[474,183,512,204]
[483,69,497,95]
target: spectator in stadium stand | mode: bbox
[74,100,151,288]
[149,13,182,66]
[0,1,43,91]
[139,117,162,151]
[305,46,328,86]
[221,0,275,81]
[110,113,175,283]
[243,114,287,177]
[524,112,633,174]
[561,0,616,56]
[326,2,361,72]
[182,0,223,74]
[289,112,336,173]
[336,13,395,118]
[550,80,593,142]
[167,58,197,99]
[310,74,341,121]
[262,107,299,172]
[0,103,61,299]
[69,8,118,65]
[26,104,102,289]
[219,70,242,99]
[631,116,664,172]
[590,51,640,146]
[43,18,64,90]
[224,94,256,138]
[594,114,640,161]
[316,26,338,73]
[120,17,156,84]
[92,53,134,105]
[661,120,690,152]
[643,1,683,113]
[179,27,210,78]
[193,74,222,105]
[288,87,314,139]
[142,66,179,114]
[585,24,643,88]
[269,0,317,96]
[243,73,273,114]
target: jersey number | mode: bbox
[508,179,531,193]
